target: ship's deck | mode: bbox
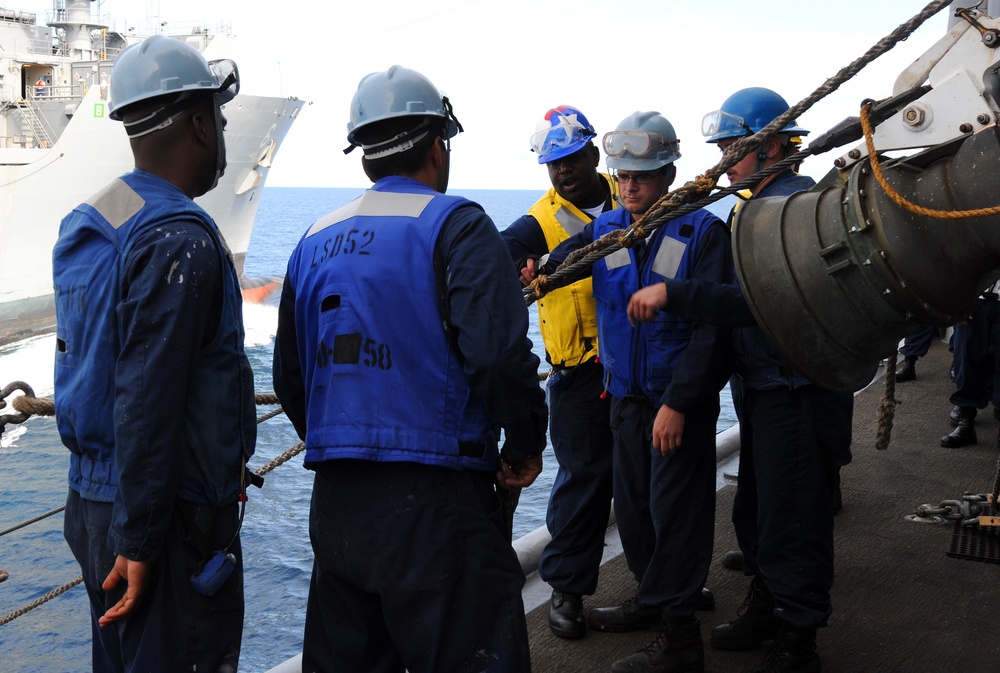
[523,336,1000,671]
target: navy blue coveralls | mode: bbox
[663,170,854,630]
[899,325,935,360]
[273,177,548,673]
[950,281,1000,413]
[53,170,256,673]
[503,207,614,598]
[547,206,731,616]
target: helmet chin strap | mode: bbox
[210,97,227,190]
[754,136,768,175]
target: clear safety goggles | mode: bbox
[209,59,240,104]
[530,122,596,156]
[701,109,752,139]
[602,130,674,159]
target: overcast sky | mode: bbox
[17,0,969,190]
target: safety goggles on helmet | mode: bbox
[209,58,240,104]
[602,130,676,159]
[530,121,596,157]
[701,110,753,141]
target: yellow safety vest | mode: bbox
[527,173,618,367]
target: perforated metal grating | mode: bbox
[947,521,1000,564]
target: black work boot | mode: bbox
[548,589,585,639]
[720,550,744,570]
[749,623,820,673]
[895,356,917,382]
[697,587,715,611]
[941,407,977,448]
[710,576,781,650]
[588,595,662,632]
[610,616,704,673]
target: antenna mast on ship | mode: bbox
[47,0,107,60]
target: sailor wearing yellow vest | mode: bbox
[503,105,617,640]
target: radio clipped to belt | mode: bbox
[180,465,256,596]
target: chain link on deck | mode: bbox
[915,492,994,524]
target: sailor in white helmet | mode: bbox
[54,35,255,673]
[273,65,548,672]
[526,110,732,673]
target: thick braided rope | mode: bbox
[0,577,84,627]
[860,100,1000,218]
[0,506,66,538]
[11,393,52,417]
[527,0,953,306]
[5,391,282,424]
[527,151,814,304]
[253,441,305,477]
[703,0,955,186]
[875,361,898,451]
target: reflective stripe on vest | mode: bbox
[527,174,617,367]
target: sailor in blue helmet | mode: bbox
[628,87,855,673]
[53,35,255,672]
[524,110,732,673]
[272,65,548,673]
[502,105,618,640]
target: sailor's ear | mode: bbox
[361,156,377,184]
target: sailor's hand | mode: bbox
[652,404,684,457]
[497,453,542,489]
[519,257,538,287]
[628,283,668,326]
[99,556,151,627]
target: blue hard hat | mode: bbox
[530,105,597,164]
[702,87,809,143]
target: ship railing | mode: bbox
[30,84,78,102]
[0,8,36,25]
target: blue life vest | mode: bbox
[732,171,816,390]
[285,176,496,472]
[592,207,722,403]
[53,170,255,505]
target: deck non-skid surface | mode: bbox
[525,338,1000,672]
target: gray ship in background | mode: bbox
[0,0,305,345]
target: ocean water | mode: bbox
[0,187,737,671]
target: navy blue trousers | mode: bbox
[610,395,717,616]
[63,489,244,673]
[899,325,934,358]
[303,459,530,673]
[950,299,1000,409]
[733,385,853,629]
[539,359,613,596]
